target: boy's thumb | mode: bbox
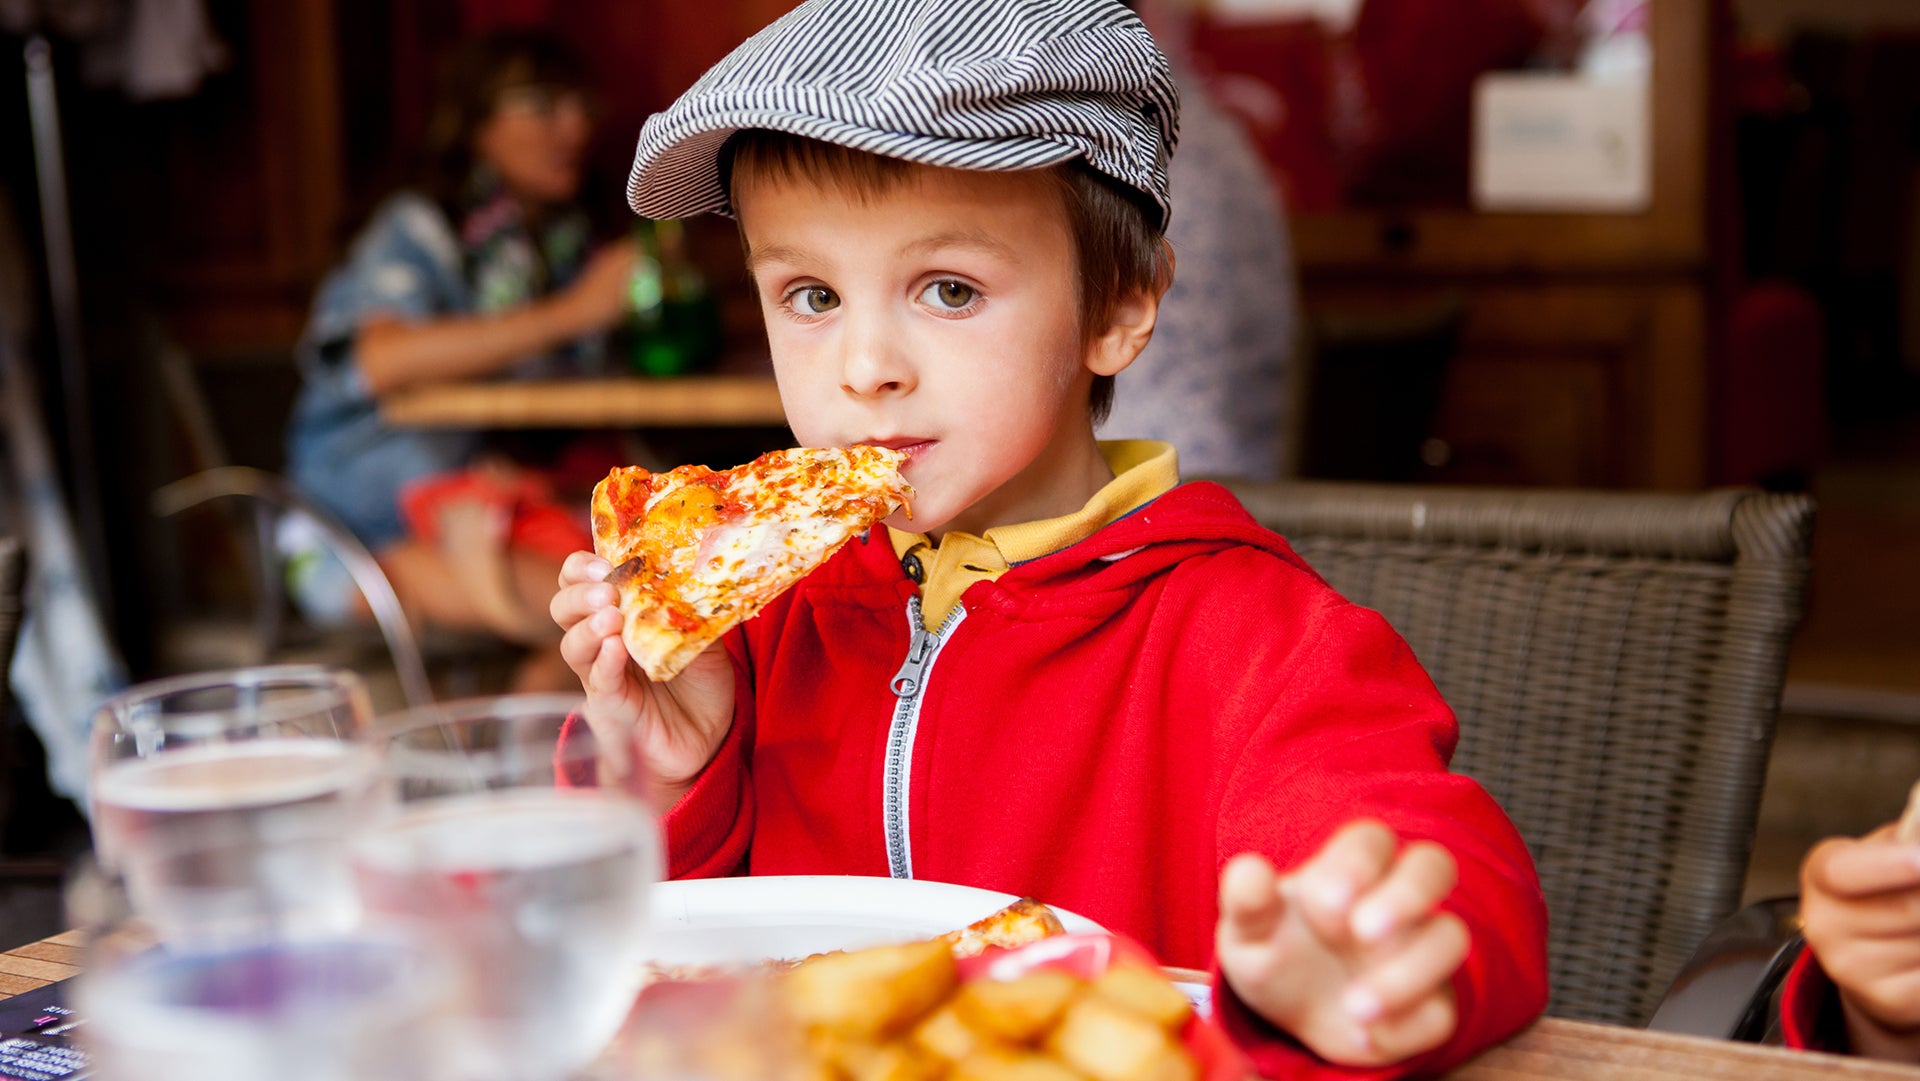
[1220,852,1286,940]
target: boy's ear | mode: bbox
[1085,240,1176,378]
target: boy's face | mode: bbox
[737,162,1140,538]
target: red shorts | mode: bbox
[398,468,593,563]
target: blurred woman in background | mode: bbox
[284,31,634,689]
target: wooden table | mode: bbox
[1444,1016,1920,1080]
[378,375,788,430]
[5,932,1913,1081]
[0,932,82,998]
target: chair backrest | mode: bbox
[1222,480,1816,1027]
[151,467,437,711]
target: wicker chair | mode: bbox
[1221,480,1816,1027]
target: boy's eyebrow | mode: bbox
[745,229,1018,276]
[902,229,1018,261]
[744,243,812,276]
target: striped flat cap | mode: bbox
[626,0,1180,230]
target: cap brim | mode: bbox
[629,107,1093,222]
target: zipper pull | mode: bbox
[891,597,932,696]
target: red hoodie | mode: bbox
[1781,951,1844,1052]
[658,481,1548,1078]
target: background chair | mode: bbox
[153,333,523,707]
[1222,480,1816,1027]
[150,467,441,710]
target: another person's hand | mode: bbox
[549,551,735,810]
[1800,821,1920,1063]
[353,236,646,393]
[557,238,642,334]
[1216,821,1468,1067]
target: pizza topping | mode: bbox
[642,481,732,556]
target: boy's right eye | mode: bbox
[785,286,840,315]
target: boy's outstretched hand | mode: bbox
[549,552,736,810]
[1217,820,1468,1068]
[1799,819,1920,1063]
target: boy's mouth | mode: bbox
[861,438,935,463]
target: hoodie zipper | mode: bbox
[883,595,965,879]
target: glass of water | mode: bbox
[77,921,451,1081]
[352,694,663,1081]
[87,665,378,946]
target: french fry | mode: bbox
[1047,996,1198,1081]
[1089,963,1194,1031]
[952,970,1084,1043]
[784,939,959,1038]
[910,1001,991,1063]
[757,916,1207,1081]
[832,1039,946,1081]
[950,1046,1088,1081]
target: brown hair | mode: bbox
[722,131,1168,424]
[417,31,592,216]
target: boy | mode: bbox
[1781,793,1920,1061]
[551,1,1548,1075]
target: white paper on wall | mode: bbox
[1471,72,1651,213]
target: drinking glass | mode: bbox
[87,665,378,946]
[72,858,451,1081]
[352,694,663,1081]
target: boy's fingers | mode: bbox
[1803,835,1920,899]
[1350,840,1457,944]
[1344,912,1469,1020]
[1360,990,1457,1065]
[1836,955,1920,1030]
[558,606,622,671]
[587,635,636,695]
[1804,889,1920,943]
[1289,820,1397,934]
[558,616,606,674]
[1219,853,1286,941]
[559,551,611,586]
[550,581,619,627]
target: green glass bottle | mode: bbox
[624,218,722,376]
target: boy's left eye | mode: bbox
[920,280,977,310]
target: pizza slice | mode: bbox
[938,898,1069,959]
[590,445,912,681]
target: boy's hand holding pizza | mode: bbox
[1217,820,1470,1067]
[1795,784,1920,1063]
[550,551,736,808]
[552,446,913,808]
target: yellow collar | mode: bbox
[888,440,1178,627]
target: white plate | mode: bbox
[644,875,1105,967]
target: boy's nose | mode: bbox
[838,316,916,399]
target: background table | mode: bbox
[378,375,788,430]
